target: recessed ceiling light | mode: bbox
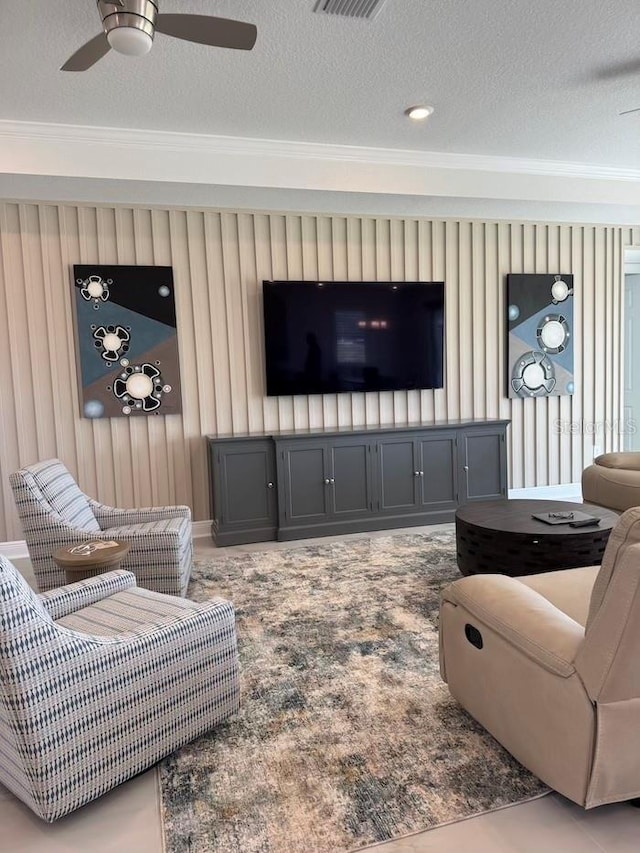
[405,105,434,121]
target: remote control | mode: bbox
[569,518,600,528]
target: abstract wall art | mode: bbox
[506,273,575,398]
[72,265,182,418]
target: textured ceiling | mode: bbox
[2,0,640,167]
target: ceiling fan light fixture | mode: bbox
[107,26,153,56]
[61,0,257,71]
[405,105,434,121]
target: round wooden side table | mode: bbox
[52,540,131,584]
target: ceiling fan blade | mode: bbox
[594,58,640,81]
[156,14,257,50]
[620,107,640,116]
[61,33,111,71]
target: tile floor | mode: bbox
[4,527,640,852]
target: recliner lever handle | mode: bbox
[465,623,483,650]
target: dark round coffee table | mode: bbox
[455,499,619,577]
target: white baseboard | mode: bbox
[508,483,582,502]
[192,520,212,540]
[0,540,30,560]
[0,520,214,561]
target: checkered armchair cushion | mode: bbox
[9,459,193,596]
[0,555,239,822]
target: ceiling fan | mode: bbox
[61,0,257,71]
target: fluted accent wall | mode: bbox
[0,200,637,542]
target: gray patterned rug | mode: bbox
[160,529,547,852]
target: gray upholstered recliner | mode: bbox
[440,507,640,808]
[582,452,640,512]
[9,458,192,595]
[0,555,239,822]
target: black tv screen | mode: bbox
[262,281,445,396]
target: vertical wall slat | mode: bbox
[253,214,277,432]
[0,205,22,539]
[431,220,447,424]
[558,225,572,483]
[76,206,101,499]
[521,224,537,486]
[58,207,84,485]
[131,208,158,504]
[300,216,319,430]
[569,226,583,482]
[581,227,597,473]
[405,219,422,423]
[483,222,499,422]
[167,209,196,509]
[346,218,365,427]
[221,213,250,435]
[19,206,57,466]
[545,225,560,484]
[458,222,474,419]
[149,208,181,506]
[237,213,265,436]
[471,221,486,419]
[2,206,40,472]
[270,215,294,432]
[444,221,460,423]
[286,214,309,432]
[533,224,549,485]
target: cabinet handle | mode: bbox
[266,482,275,489]
[419,471,424,477]
[413,470,420,477]
[463,465,469,472]
[330,477,335,484]
[324,478,331,485]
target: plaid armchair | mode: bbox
[9,459,192,595]
[0,555,239,822]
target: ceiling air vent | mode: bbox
[313,0,387,20]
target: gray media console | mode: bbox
[207,419,509,546]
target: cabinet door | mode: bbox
[210,440,277,538]
[327,438,374,520]
[376,436,419,514]
[418,433,458,509]
[459,429,507,502]
[278,441,331,523]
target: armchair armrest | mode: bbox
[441,574,585,677]
[582,463,640,513]
[595,452,640,471]
[87,498,191,529]
[38,570,137,620]
[101,517,188,542]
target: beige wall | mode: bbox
[0,201,636,541]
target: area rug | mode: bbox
[160,529,547,852]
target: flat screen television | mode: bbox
[262,280,445,396]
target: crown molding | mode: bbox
[2,119,639,180]
[1,119,639,205]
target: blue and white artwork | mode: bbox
[73,265,182,418]
[507,273,574,398]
